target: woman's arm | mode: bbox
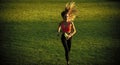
[57,22,61,36]
[57,23,61,33]
[70,22,76,37]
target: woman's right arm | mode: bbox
[57,22,61,36]
[57,22,61,32]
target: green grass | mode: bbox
[0,1,120,65]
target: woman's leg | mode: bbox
[61,34,69,64]
[67,37,72,52]
[66,37,72,65]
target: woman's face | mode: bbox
[64,14,70,21]
[66,14,71,21]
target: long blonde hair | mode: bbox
[61,2,77,21]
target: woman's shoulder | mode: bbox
[71,21,74,24]
[69,21,74,24]
[60,20,64,24]
[69,21,75,26]
[59,21,64,25]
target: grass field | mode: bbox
[0,0,120,65]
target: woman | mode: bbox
[57,2,77,65]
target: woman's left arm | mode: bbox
[70,22,76,37]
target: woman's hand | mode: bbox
[66,34,72,40]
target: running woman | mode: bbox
[57,2,77,65]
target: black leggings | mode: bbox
[61,33,72,62]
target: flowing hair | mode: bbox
[61,2,77,21]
